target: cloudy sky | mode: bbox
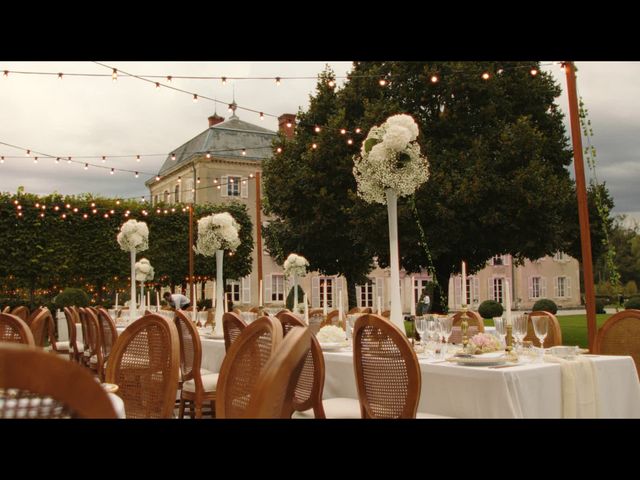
[0,61,637,224]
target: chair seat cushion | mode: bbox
[182,373,219,393]
[292,397,361,419]
[54,341,70,351]
[179,368,213,381]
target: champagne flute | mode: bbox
[493,317,506,347]
[415,316,427,352]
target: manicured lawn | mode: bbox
[556,314,612,348]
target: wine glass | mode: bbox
[440,315,453,354]
[513,314,528,352]
[493,317,506,347]
[532,315,548,356]
[425,317,437,358]
[415,316,427,351]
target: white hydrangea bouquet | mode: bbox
[117,219,149,321]
[353,114,429,332]
[283,253,309,313]
[317,325,347,344]
[134,258,155,282]
[194,212,241,336]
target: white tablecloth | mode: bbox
[196,338,640,418]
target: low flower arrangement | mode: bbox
[316,325,346,344]
[468,332,502,354]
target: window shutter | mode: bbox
[503,255,510,266]
[183,179,194,203]
[528,277,534,299]
[242,276,251,304]
[220,175,228,198]
[241,177,249,198]
[553,277,559,298]
[566,277,571,298]
[454,276,461,306]
[375,278,384,309]
[473,277,480,304]
[488,278,495,302]
[311,276,319,308]
[264,274,272,303]
[541,277,547,297]
[355,285,362,308]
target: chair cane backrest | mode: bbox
[451,310,485,332]
[11,306,29,323]
[77,308,91,354]
[276,312,326,418]
[96,308,118,361]
[594,309,640,374]
[0,343,117,419]
[105,313,180,419]
[29,308,56,348]
[524,311,562,347]
[216,316,283,419]
[245,326,311,418]
[0,313,35,347]
[223,312,247,352]
[174,310,203,387]
[353,314,421,419]
[63,307,81,360]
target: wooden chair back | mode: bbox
[105,313,180,418]
[216,316,283,418]
[63,307,81,361]
[0,313,35,347]
[1,306,10,314]
[380,310,391,318]
[524,311,562,347]
[353,314,421,419]
[26,307,43,326]
[276,312,326,418]
[223,312,247,352]
[174,310,203,387]
[0,343,117,418]
[245,326,311,418]
[97,308,118,362]
[29,308,56,348]
[77,307,92,358]
[594,309,640,374]
[451,310,485,332]
[249,306,260,314]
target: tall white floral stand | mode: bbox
[214,249,225,337]
[129,249,137,322]
[293,274,298,312]
[386,189,404,331]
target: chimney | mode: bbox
[278,113,296,139]
[208,114,225,127]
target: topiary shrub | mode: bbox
[624,296,640,310]
[53,288,89,309]
[478,300,503,319]
[532,298,558,314]
[595,298,607,314]
[286,285,306,312]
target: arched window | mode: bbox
[163,190,169,203]
[174,184,180,204]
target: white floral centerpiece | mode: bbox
[467,333,502,354]
[353,114,429,331]
[135,258,154,310]
[317,325,347,344]
[283,253,309,313]
[194,212,241,336]
[117,219,149,321]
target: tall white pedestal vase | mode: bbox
[214,249,224,337]
[117,220,149,323]
[135,258,155,319]
[284,253,309,315]
[385,189,403,330]
[194,212,241,338]
[353,114,430,334]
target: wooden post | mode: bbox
[255,171,264,305]
[564,61,597,351]
[189,162,197,303]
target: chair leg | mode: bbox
[195,400,202,419]
[178,398,186,419]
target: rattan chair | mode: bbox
[0,313,35,346]
[1,306,10,314]
[524,311,562,347]
[216,316,283,418]
[353,314,421,419]
[594,309,640,374]
[380,310,391,318]
[276,312,361,419]
[76,308,93,367]
[11,306,29,323]
[451,310,485,332]
[96,308,119,381]
[174,310,217,418]
[245,326,311,418]
[80,308,104,376]
[30,308,67,357]
[63,307,84,362]
[0,343,117,418]
[223,312,247,352]
[105,313,180,418]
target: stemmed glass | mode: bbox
[425,317,437,358]
[532,315,548,359]
[493,317,506,348]
[440,315,453,354]
[513,314,528,352]
[415,316,427,354]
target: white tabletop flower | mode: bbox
[283,253,309,278]
[117,219,149,253]
[194,212,241,257]
[134,258,155,282]
[317,325,347,344]
[353,113,429,204]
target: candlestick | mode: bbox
[505,279,512,326]
[461,261,467,306]
[303,293,309,324]
[377,295,382,315]
[212,280,216,309]
[338,293,343,328]
[147,291,150,310]
[156,291,160,310]
[224,292,229,313]
[192,284,197,320]
[115,293,119,309]
[410,277,416,316]
[259,279,263,307]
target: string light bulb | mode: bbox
[430,75,439,83]
[1,156,4,163]
[327,79,335,88]
[135,172,139,178]
[33,157,38,164]
[166,76,172,83]
[314,126,321,133]
[530,68,538,76]
[171,153,176,161]
[379,78,387,86]
[340,129,346,135]
[155,82,160,89]
[3,71,8,78]
[193,94,198,102]
[101,156,106,163]
[221,77,227,85]
[259,112,264,120]
[26,149,30,156]
[177,176,181,183]
[355,128,361,134]
[206,152,211,159]
[110,168,115,175]
[347,139,353,145]
[112,69,118,81]
[67,157,72,164]
[84,163,88,170]
[58,73,63,80]
[241,149,246,156]
[155,175,160,181]
[481,72,490,80]
[136,155,140,162]
[197,177,201,184]
[275,77,281,86]
[497,68,504,74]
[276,147,282,153]
[312,143,317,149]
[55,157,60,164]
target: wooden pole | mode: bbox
[189,203,194,301]
[255,171,264,305]
[564,61,597,351]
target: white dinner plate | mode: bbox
[447,353,509,367]
[319,342,349,351]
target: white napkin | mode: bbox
[545,355,599,418]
